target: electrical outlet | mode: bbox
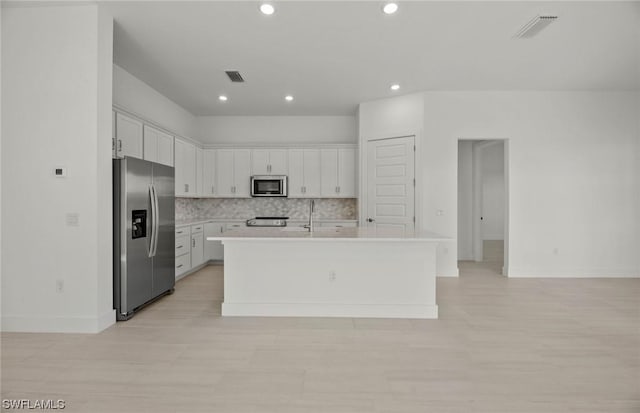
[329,270,337,281]
[56,279,64,293]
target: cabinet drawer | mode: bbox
[175,227,190,237]
[175,235,190,255]
[224,222,245,231]
[175,253,191,275]
[191,224,204,234]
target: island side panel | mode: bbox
[221,240,438,319]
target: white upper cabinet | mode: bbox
[195,147,204,197]
[288,149,321,198]
[175,138,196,197]
[115,112,143,159]
[251,149,288,175]
[202,149,216,197]
[320,148,356,197]
[143,125,174,167]
[217,149,251,197]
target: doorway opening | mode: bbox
[457,139,509,276]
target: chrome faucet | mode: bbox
[304,199,315,232]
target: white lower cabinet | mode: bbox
[204,222,225,260]
[191,224,204,268]
[175,226,191,278]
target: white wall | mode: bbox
[2,4,115,332]
[481,142,504,240]
[422,91,639,277]
[457,141,473,260]
[195,116,356,145]
[360,91,640,277]
[113,64,196,139]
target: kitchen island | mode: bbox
[207,227,447,319]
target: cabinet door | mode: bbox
[320,149,339,197]
[202,149,216,197]
[288,149,304,197]
[191,232,204,267]
[233,149,251,197]
[204,222,224,260]
[174,139,186,196]
[216,149,235,197]
[183,141,196,196]
[112,110,116,158]
[143,125,174,167]
[251,149,269,175]
[156,129,174,167]
[115,113,143,159]
[338,148,356,197]
[303,149,322,197]
[195,147,204,197]
[268,149,288,175]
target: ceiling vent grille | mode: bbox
[225,71,245,82]
[514,15,558,38]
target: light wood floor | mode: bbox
[2,263,639,412]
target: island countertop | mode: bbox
[207,226,448,242]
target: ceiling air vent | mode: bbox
[225,71,245,83]
[514,15,558,38]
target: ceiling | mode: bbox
[106,1,640,116]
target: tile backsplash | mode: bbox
[176,198,357,221]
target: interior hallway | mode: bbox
[1,262,638,412]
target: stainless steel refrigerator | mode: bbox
[113,157,175,320]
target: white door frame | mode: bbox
[360,131,422,231]
[459,138,510,276]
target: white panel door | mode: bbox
[204,222,225,260]
[338,148,356,197]
[203,149,216,197]
[288,149,304,197]
[233,149,251,197]
[303,149,321,197]
[191,232,204,267]
[115,113,143,159]
[366,136,415,232]
[183,141,196,196]
[320,149,339,197]
[216,149,235,197]
[268,149,288,175]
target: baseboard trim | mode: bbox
[222,302,438,319]
[508,268,640,278]
[2,309,116,334]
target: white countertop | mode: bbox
[207,226,448,242]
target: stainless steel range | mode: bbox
[246,216,288,227]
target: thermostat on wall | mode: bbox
[53,166,67,177]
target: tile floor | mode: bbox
[1,261,639,412]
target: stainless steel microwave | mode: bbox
[250,175,288,197]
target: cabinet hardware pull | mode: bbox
[192,239,195,247]
[185,184,189,193]
[118,140,122,151]
[211,185,215,194]
[177,264,183,268]
[177,245,183,249]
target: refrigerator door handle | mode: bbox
[148,184,157,258]
[152,184,160,257]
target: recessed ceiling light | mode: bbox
[218,95,228,102]
[260,3,275,15]
[382,3,398,15]
[390,84,400,91]
[285,95,294,102]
